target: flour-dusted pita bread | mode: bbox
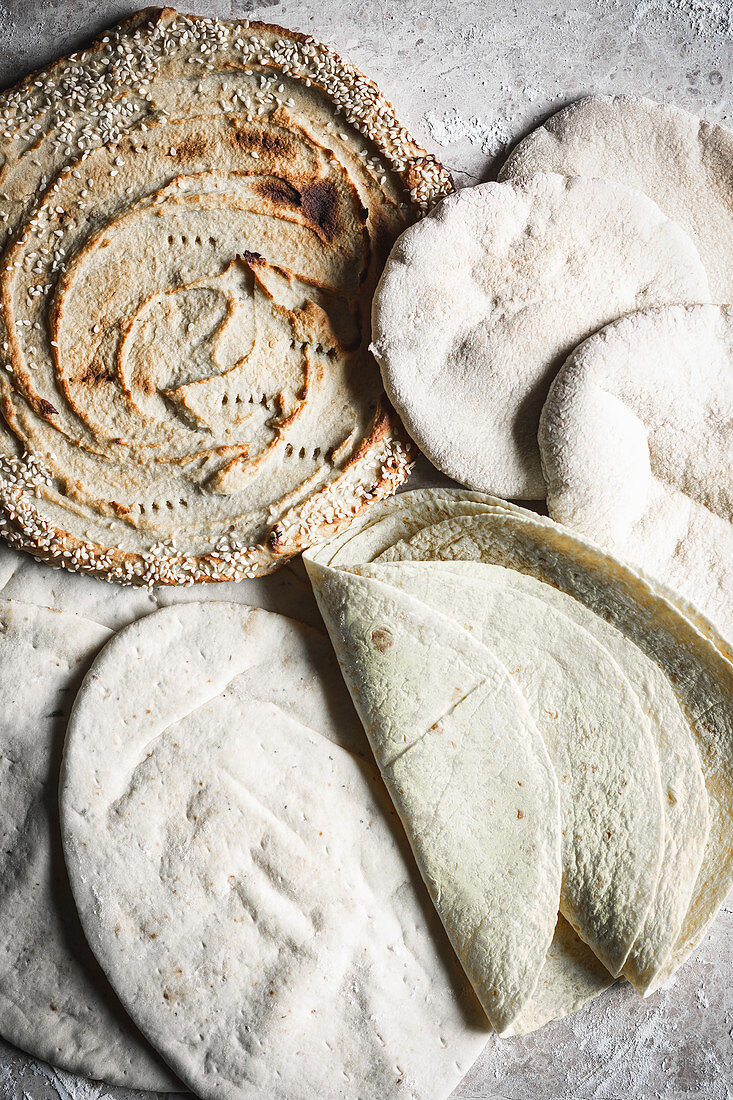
[350,560,667,978]
[375,495,730,994]
[0,599,179,1089]
[499,94,733,302]
[60,603,490,1099]
[0,10,452,585]
[371,174,709,499]
[538,304,733,643]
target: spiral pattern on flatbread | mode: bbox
[0,8,451,583]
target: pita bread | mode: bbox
[371,173,709,498]
[60,603,490,1099]
[0,9,452,584]
[539,303,733,642]
[0,599,178,1089]
[499,94,733,301]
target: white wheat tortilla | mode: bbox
[305,489,724,1017]
[371,173,708,499]
[366,492,730,993]
[351,560,672,979]
[306,564,563,1033]
[0,599,179,1089]
[60,603,491,1100]
[499,94,733,301]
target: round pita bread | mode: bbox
[499,94,733,302]
[60,603,490,1100]
[538,304,733,642]
[0,599,178,1089]
[371,174,709,498]
[0,9,451,585]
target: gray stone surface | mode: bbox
[0,0,731,1097]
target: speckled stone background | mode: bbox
[0,0,731,1098]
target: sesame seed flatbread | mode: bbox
[0,8,451,585]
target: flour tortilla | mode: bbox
[503,915,616,1038]
[306,564,562,1032]
[379,500,731,993]
[539,304,733,644]
[61,603,490,1099]
[499,94,733,302]
[371,173,709,498]
[351,560,668,978]
[0,599,178,1089]
[0,10,452,584]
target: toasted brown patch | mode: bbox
[298,180,341,242]
[228,125,294,159]
[371,626,393,652]
[39,399,58,416]
[254,176,301,207]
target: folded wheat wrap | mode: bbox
[499,94,733,301]
[539,303,733,645]
[60,602,491,1099]
[305,489,730,1025]
[0,9,452,585]
[0,599,179,1090]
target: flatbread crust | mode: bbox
[60,603,490,1099]
[371,174,708,498]
[499,94,733,301]
[0,8,452,584]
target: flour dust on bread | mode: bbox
[539,303,733,644]
[60,603,490,1100]
[371,174,709,499]
[0,8,451,585]
[499,94,733,302]
[0,599,179,1090]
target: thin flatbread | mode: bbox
[382,499,731,993]
[0,599,179,1089]
[352,560,668,978]
[61,603,491,1100]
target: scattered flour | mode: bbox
[423,107,513,158]
[633,0,733,37]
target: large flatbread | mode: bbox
[538,303,733,643]
[371,174,709,498]
[60,603,491,1099]
[499,94,733,301]
[0,9,451,585]
[0,599,178,1089]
